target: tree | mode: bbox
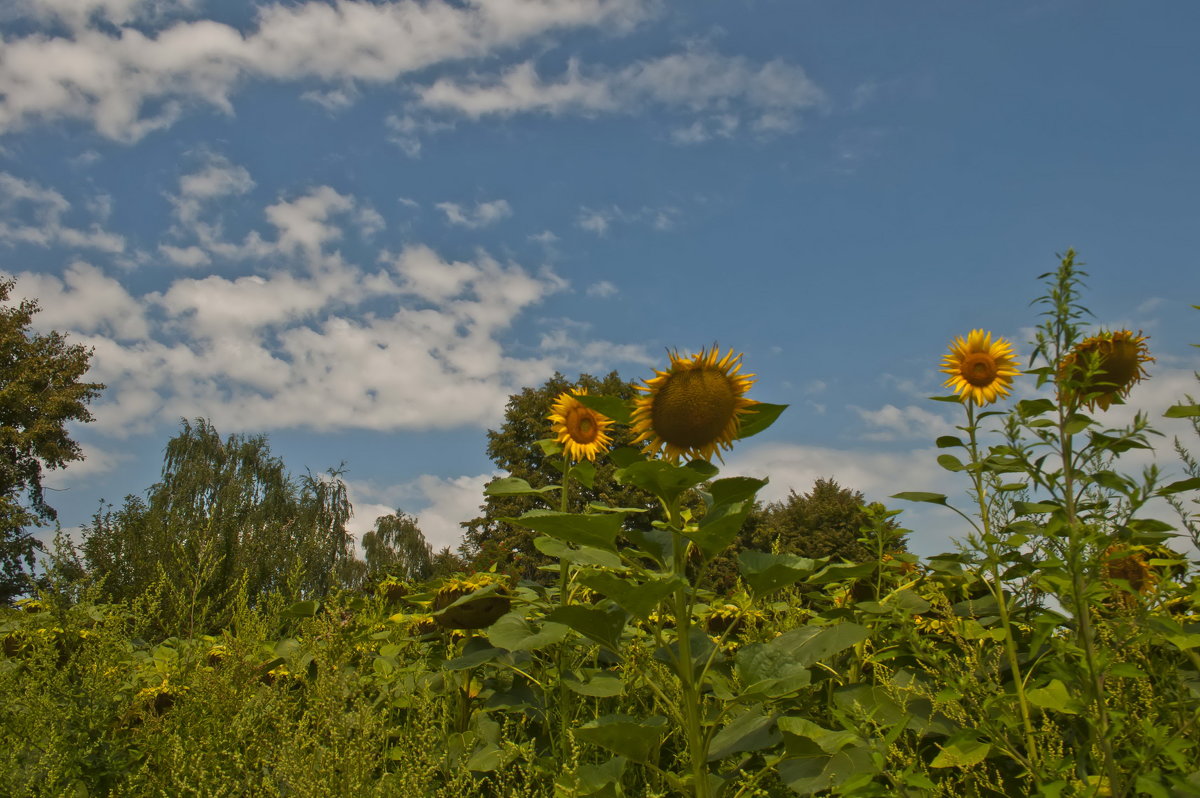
[361,510,433,581]
[461,371,652,576]
[748,478,905,560]
[0,278,103,602]
[705,478,906,593]
[81,419,359,628]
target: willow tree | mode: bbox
[361,510,433,581]
[82,419,357,628]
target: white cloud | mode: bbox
[0,173,125,252]
[301,83,360,113]
[15,0,199,31]
[411,473,494,551]
[577,207,612,235]
[538,324,654,368]
[158,243,210,268]
[576,203,679,235]
[64,238,564,437]
[346,471,497,553]
[586,280,617,298]
[265,186,357,255]
[0,0,655,141]
[435,199,513,229]
[726,442,967,555]
[416,49,824,136]
[852,403,956,442]
[164,156,383,260]
[15,260,148,341]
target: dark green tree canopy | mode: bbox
[747,478,906,561]
[0,277,103,601]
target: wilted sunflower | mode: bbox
[1058,329,1153,410]
[548,390,614,461]
[940,330,1020,406]
[631,346,756,463]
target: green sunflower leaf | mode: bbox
[546,605,628,652]
[737,402,788,439]
[891,492,949,506]
[573,714,668,764]
[506,510,625,551]
[573,394,634,425]
[1165,403,1200,418]
[485,477,560,497]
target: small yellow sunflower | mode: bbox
[548,389,614,462]
[631,346,757,463]
[940,330,1020,406]
[1058,329,1153,410]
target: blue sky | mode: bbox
[2,0,1198,556]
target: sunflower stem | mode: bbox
[667,497,711,798]
[555,458,573,761]
[1058,400,1123,797]
[964,401,1042,778]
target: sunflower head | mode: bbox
[1058,329,1153,410]
[940,329,1020,406]
[631,346,756,463]
[433,573,511,630]
[548,389,614,462]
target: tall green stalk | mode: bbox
[963,401,1041,775]
[665,496,712,798]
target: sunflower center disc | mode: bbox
[1098,340,1139,387]
[567,407,599,443]
[960,353,998,387]
[652,369,737,447]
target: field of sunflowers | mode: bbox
[2,252,1199,797]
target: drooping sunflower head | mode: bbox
[548,389,614,462]
[940,329,1020,406]
[631,346,757,463]
[1058,329,1153,410]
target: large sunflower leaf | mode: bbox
[738,551,818,597]
[505,510,625,551]
[616,459,715,503]
[546,605,628,652]
[573,714,668,764]
[572,394,635,425]
[737,402,788,439]
[692,499,754,559]
[577,571,683,619]
[485,477,560,497]
[486,612,569,652]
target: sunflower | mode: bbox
[549,389,614,462]
[1058,329,1153,410]
[631,346,756,463]
[940,329,1020,406]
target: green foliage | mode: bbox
[0,277,103,602]
[80,419,357,633]
[362,510,433,581]
[750,479,905,561]
[706,478,905,593]
[460,371,649,577]
[3,255,1198,798]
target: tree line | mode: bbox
[1,277,899,624]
